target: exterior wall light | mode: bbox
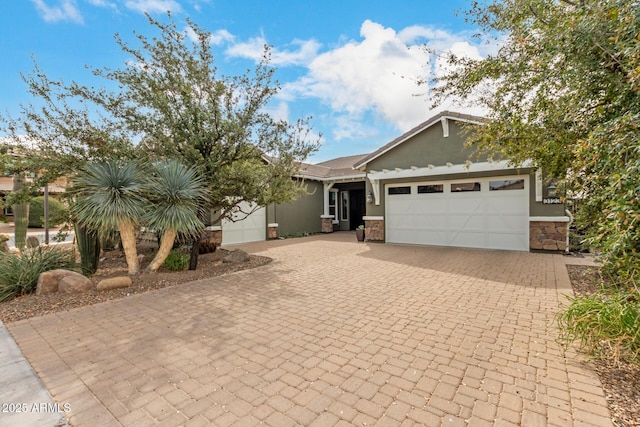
[366,192,373,204]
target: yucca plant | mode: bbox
[72,161,147,275]
[0,246,75,302]
[143,160,208,272]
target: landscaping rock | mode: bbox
[223,249,250,264]
[36,269,72,295]
[26,236,40,248]
[0,234,9,252]
[37,269,93,295]
[96,276,132,291]
[58,274,94,294]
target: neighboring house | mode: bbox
[0,175,66,221]
[223,110,569,252]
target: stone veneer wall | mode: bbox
[365,219,384,242]
[268,224,278,240]
[530,221,567,251]
[321,216,334,233]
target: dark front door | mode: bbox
[349,189,365,230]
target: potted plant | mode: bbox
[356,224,365,242]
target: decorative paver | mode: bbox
[5,233,611,426]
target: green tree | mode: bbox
[143,159,208,272]
[72,161,147,275]
[28,196,65,228]
[431,0,640,283]
[73,14,318,268]
[0,62,137,269]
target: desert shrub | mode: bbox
[28,196,66,228]
[0,246,75,302]
[557,288,640,364]
[163,248,189,271]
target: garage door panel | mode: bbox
[448,197,484,212]
[488,233,529,251]
[385,177,529,251]
[448,214,485,230]
[449,230,486,248]
[221,203,266,245]
[414,229,447,246]
[414,199,446,214]
[486,215,526,230]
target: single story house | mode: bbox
[218,111,569,252]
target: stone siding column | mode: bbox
[267,223,278,240]
[363,216,384,242]
[321,215,334,233]
[529,220,568,251]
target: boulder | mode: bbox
[0,234,9,253]
[26,236,40,248]
[58,273,94,294]
[36,269,73,295]
[96,276,132,291]
[223,249,250,264]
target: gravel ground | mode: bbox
[566,265,640,427]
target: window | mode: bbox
[388,186,411,195]
[489,179,525,191]
[329,190,337,219]
[417,184,443,194]
[451,182,481,192]
[340,191,349,221]
[1,195,11,216]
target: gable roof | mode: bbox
[353,110,486,170]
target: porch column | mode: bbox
[323,182,334,216]
[321,182,335,233]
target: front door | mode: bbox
[349,189,365,230]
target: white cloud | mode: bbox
[278,20,491,136]
[226,37,321,67]
[184,26,234,45]
[263,101,289,123]
[124,0,182,14]
[282,20,433,133]
[87,0,116,7]
[32,0,84,24]
[210,29,235,45]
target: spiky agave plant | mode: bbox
[143,159,208,273]
[72,161,147,275]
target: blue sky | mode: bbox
[0,0,492,162]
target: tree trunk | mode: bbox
[188,235,200,270]
[145,228,177,273]
[75,223,101,275]
[118,221,139,275]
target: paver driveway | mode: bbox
[6,233,611,426]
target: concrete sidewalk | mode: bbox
[2,233,611,426]
[0,321,68,427]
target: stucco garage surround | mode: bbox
[385,175,529,251]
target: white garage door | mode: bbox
[386,176,529,251]
[221,202,266,245]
